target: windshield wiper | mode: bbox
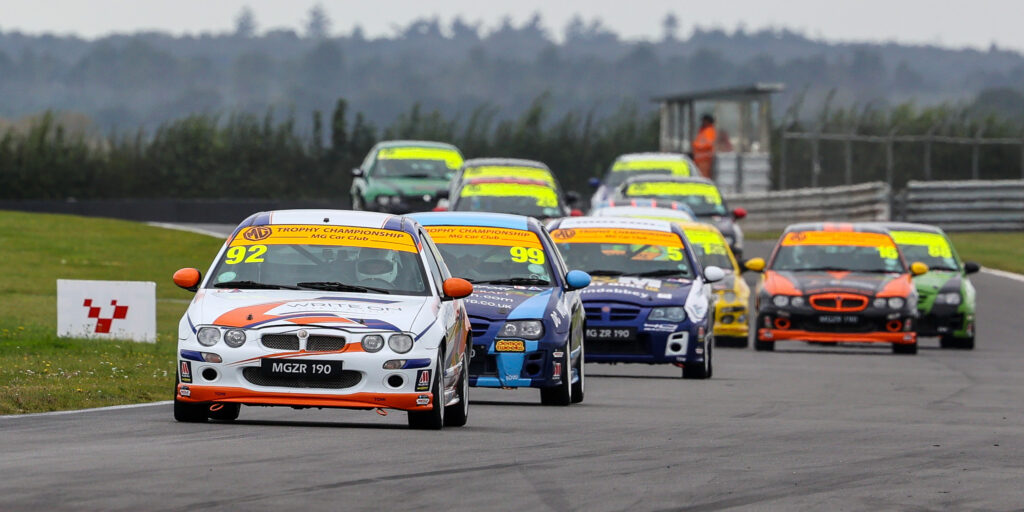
[296,282,392,294]
[473,278,551,286]
[629,269,690,278]
[586,270,625,276]
[213,281,300,290]
[394,173,435,179]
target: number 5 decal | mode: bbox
[666,247,683,261]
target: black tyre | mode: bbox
[174,399,209,423]
[540,347,572,406]
[754,339,775,351]
[715,336,748,348]
[408,354,445,430]
[892,342,918,355]
[443,355,469,427]
[570,343,585,404]
[208,403,240,422]
[683,341,712,379]
[940,336,974,350]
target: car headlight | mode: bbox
[376,195,398,206]
[790,296,805,307]
[935,292,961,305]
[223,329,246,348]
[887,297,906,309]
[771,295,790,307]
[873,298,887,309]
[498,320,544,340]
[648,307,686,323]
[388,333,414,353]
[362,334,385,352]
[197,327,220,347]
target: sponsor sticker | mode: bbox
[550,228,684,248]
[416,395,431,406]
[179,385,190,397]
[495,339,526,352]
[230,225,417,253]
[179,361,192,383]
[416,369,432,391]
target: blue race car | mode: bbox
[546,217,724,379]
[411,212,591,405]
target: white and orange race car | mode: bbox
[171,210,473,429]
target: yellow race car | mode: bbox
[678,222,750,347]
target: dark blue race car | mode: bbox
[547,216,725,379]
[411,212,591,405]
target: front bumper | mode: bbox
[713,301,749,338]
[366,193,443,214]
[584,323,706,364]
[757,328,916,344]
[468,338,574,389]
[916,306,974,338]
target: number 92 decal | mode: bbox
[225,245,267,264]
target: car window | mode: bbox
[453,182,564,218]
[770,231,906,273]
[889,231,959,271]
[621,181,727,216]
[550,227,694,279]
[425,225,554,285]
[418,230,447,293]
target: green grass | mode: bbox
[0,211,224,414]
[949,232,1024,275]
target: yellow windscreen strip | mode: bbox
[377,147,464,169]
[231,225,417,253]
[460,183,559,208]
[612,160,691,175]
[551,228,684,248]
[425,226,543,249]
[624,182,722,203]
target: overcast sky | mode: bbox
[2,0,1022,51]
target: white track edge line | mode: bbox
[147,222,227,238]
[980,267,1024,284]
[0,400,172,419]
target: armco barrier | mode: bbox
[900,180,1024,231]
[0,198,349,224]
[725,182,891,232]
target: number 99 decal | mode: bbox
[225,245,267,264]
[510,246,545,264]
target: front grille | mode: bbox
[810,294,868,312]
[262,334,299,350]
[242,367,361,389]
[584,307,602,322]
[791,315,883,334]
[586,337,648,355]
[609,306,640,321]
[584,303,642,322]
[306,335,346,352]
[470,319,491,339]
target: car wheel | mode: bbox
[570,342,585,404]
[408,353,445,430]
[174,399,209,423]
[715,336,748,348]
[683,341,712,379]
[443,355,469,427]
[540,346,572,406]
[892,342,918,355]
[940,335,974,350]
[754,339,775,351]
[208,403,240,422]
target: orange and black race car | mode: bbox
[745,223,928,354]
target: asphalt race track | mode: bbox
[2,232,1022,511]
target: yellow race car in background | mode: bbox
[678,222,750,347]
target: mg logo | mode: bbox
[243,226,273,241]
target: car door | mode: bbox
[419,230,468,387]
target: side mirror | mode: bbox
[351,168,364,178]
[588,177,601,189]
[173,268,202,292]
[963,261,980,274]
[442,277,473,300]
[565,270,592,291]
[732,207,747,220]
[743,257,766,273]
[565,190,581,205]
[910,262,929,276]
[569,208,584,217]
[704,265,725,283]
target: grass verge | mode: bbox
[0,211,224,414]
[949,232,1024,275]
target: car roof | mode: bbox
[461,176,553,187]
[621,174,716,186]
[782,222,892,235]
[591,206,694,220]
[409,212,537,232]
[374,140,460,151]
[600,198,695,213]
[614,152,692,163]
[462,158,550,170]
[553,216,676,233]
[231,210,420,239]
[865,221,946,235]
[677,221,724,235]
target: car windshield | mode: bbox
[770,231,906,273]
[621,181,727,216]
[453,182,563,218]
[425,226,553,285]
[551,227,693,278]
[207,225,430,295]
[372,158,451,179]
[890,230,959,271]
[684,229,735,271]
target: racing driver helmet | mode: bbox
[355,249,400,285]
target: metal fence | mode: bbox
[779,131,1024,191]
[897,180,1024,231]
[725,182,890,232]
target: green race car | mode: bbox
[881,222,980,349]
[351,140,464,214]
